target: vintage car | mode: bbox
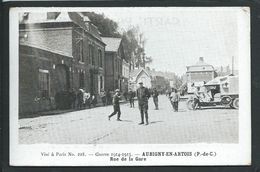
[186,75,239,110]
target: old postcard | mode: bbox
[9,7,251,166]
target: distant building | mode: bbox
[148,68,170,92]
[186,57,217,93]
[19,12,106,115]
[129,68,152,91]
[102,37,126,92]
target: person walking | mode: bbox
[169,88,175,109]
[128,90,135,108]
[152,88,159,110]
[108,89,122,121]
[136,82,150,125]
[170,89,180,112]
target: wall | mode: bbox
[19,45,74,116]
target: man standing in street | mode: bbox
[108,89,122,121]
[136,82,150,125]
[152,88,159,110]
[170,88,180,112]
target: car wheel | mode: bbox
[232,98,239,109]
[187,99,194,110]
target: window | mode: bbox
[98,49,102,67]
[89,45,95,65]
[77,40,84,62]
[115,59,117,72]
[118,60,120,73]
[100,76,103,91]
[39,69,50,98]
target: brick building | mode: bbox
[19,12,106,115]
[102,37,127,92]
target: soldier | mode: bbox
[152,88,159,110]
[136,82,151,125]
[108,89,122,121]
[170,88,180,112]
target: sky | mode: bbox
[83,7,240,75]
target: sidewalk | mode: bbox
[20,99,130,119]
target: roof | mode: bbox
[101,37,122,52]
[186,58,214,72]
[20,42,73,58]
[130,68,150,78]
[205,76,228,86]
[20,12,103,42]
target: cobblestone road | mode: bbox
[19,95,238,144]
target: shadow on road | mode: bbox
[119,119,133,122]
[150,121,164,124]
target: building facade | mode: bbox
[186,57,217,93]
[19,12,105,115]
[102,37,127,92]
[129,68,152,91]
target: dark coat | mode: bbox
[136,87,150,105]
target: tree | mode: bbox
[122,26,152,68]
[83,12,153,68]
[82,12,121,37]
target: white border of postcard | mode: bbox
[9,7,251,166]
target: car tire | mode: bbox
[187,99,194,110]
[232,98,239,109]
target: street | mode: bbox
[19,95,238,144]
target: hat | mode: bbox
[115,89,120,92]
[138,82,143,84]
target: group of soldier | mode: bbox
[108,81,179,125]
[108,81,152,125]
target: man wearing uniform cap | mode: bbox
[108,89,122,121]
[136,82,151,125]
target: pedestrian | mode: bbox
[77,89,84,109]
[128,89,135,108]
[108,89,122,121]
[106,90,112,105]
[170,88,180,112]
[123,91,128,101]
[152,88,159,110]
[91,94,97,107]
[69,88,77,109]
[100,90,106,106]
[83,91,91,109]
[136,82,151,125]
[193,87,201,110]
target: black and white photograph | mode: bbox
[9,7,251,166]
